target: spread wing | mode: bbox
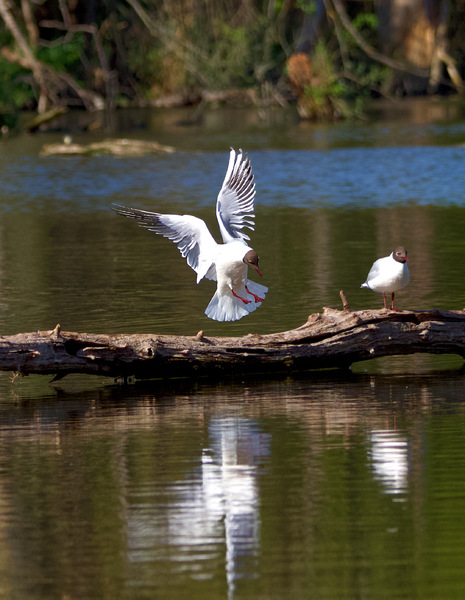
[113,205,218,283]
[216,148,255,244]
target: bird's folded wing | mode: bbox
[113,205,218,283]
[367,258,383,281]
[216,148,255,244]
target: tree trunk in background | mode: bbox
[376,0,462,94]
[377,0,434,93]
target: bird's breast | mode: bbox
[216,257,247,282]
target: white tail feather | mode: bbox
[205,281,268,322]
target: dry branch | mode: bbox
[1,302,465,381]
[39,18,118,109]
[0,0,48,111]
[1,47,104,111]
[327,0,430,79]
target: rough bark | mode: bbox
[2,300,465,381]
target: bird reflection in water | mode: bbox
[369,429,410,496]
[202,417,270,598]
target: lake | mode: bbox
[1,97,465,599]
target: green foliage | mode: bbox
[0,26,26,120]
[203,24,255,89]
[0,58,34,116]
[127,45,163,88]
[124,13,267,95]
[300,42,352,119]
[340,10,389,96]
[37,34,85,75]
[351,12,379,35]
[0,33,86,116]
[295,0,319,17]
[0,0,458,115]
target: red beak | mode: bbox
[251,264,262,277]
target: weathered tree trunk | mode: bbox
[2,299,465,381]
[375,0,463,93]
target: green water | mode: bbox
[1,374,465,599]
[1,98,465,599]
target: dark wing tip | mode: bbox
[111,203,162,228]
[112,203,134,218]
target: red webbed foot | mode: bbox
[232,289,252,305]
[245,286,264,303]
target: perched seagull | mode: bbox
[113,148,268,322]
[361,246,410,310]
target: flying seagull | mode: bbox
[113,148,268,322]
[361,246,410,310]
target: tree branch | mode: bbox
[20,0,38,49]
[0,47,104,111]
[126,0,210,87]
[0,0,48,111]
[429,0,464,93]
[39,19,117,109]
[328,0,430,79]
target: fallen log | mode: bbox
[23,106,68,133]
[1,294,465,381]
[40,138,175,157]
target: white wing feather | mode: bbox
[113,205,218,283]
[366,257,384,282]
[216,148,255,244]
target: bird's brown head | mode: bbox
[243,249,262,277]
[393,246,408,264]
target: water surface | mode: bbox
[1,99,465,599]
[1,372,465,599]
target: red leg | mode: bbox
[390,292,403,312]
[245,286,264,303]
[382,293,387,309]
[231,289,252,304]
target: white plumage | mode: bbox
[114,148,268,322]
[361,246,410,310]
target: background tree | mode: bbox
[0,0,463,122]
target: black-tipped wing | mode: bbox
[216,148,255,244]
[113,205,218,282]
